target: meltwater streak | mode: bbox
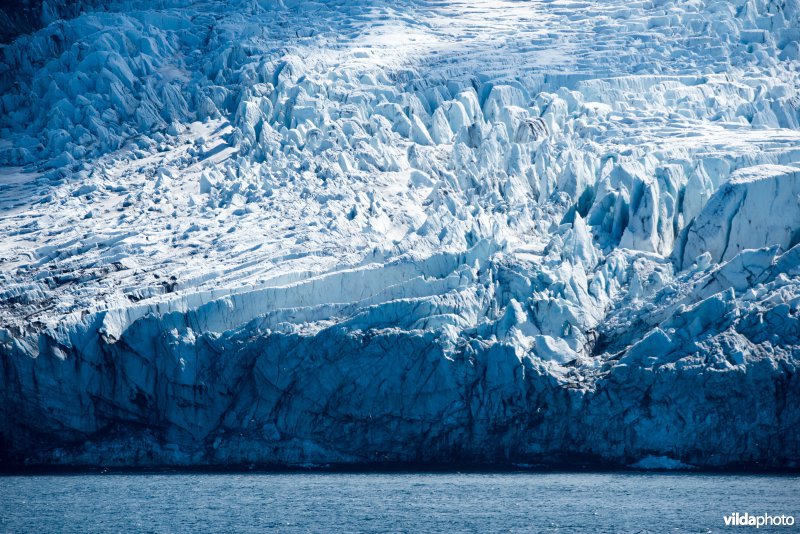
[0,472,798,533]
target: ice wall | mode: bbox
[1,0,799,468]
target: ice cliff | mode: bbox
[1,0,799,468]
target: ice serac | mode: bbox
[1,0,800,469]
[679,165,800,269]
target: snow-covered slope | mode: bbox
[1,0,799,468]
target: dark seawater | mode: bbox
[0,472,798,533]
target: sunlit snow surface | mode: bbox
[0,0,799,467]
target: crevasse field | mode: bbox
[0,0,799,468]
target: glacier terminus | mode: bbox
[0,0,799,469]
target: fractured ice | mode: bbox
[0,0,799,468]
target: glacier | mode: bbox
[0,0,799,468]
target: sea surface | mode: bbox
[0,472,798,533]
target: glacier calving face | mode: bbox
[1,0,800,468]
